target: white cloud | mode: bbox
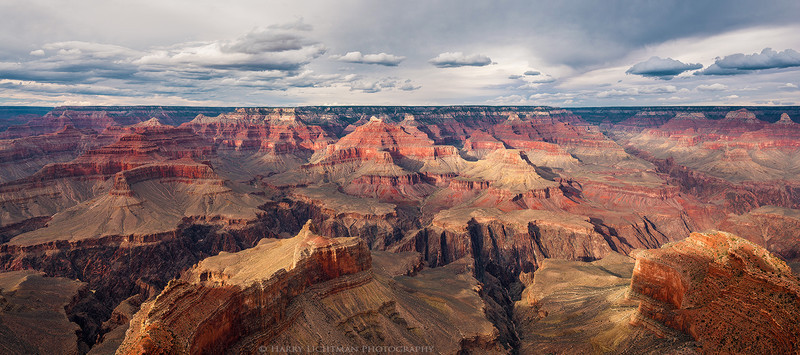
[429,52,492,68]
[597,88,639,98]
[696,83,728,91]
[332,51,405,66]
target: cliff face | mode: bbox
[0,270,106,354]
[614,109,800,183]
[0,125,95,183]
[181,108,336,177]
[513,253,698,354]
[118,222,507,354]
[628,231,800,353]
[512,230,800,354]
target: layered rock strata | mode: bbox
[118,222,507,354]
[629,231,800,353]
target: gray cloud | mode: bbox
[332,51,405,66]
[524,70,540,76]
[696,48,800,75]
[221,30,313,54]
[0,23,346,102]
[626,56,703,79]
[429,52,492,68]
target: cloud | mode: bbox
[626,56,703,79]
[696,48,800,75]
[332,51,405,66]
[221,28,314,54]
[134,26,326,72]
[0,23,345,103]
[696,83,727,91]
[349,77,419,93]
[488,94,528,105]
[0,41,140,83]
[429,52,492,68]
[595,85,677,98]
[523,76,556,85]
[782,83,798,89]
[597,88,639,98]
[507,70,556,88]
[715,48,800,70]
[640,85,677,94]
[398,79,421,91]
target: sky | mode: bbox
[0,0,799,107]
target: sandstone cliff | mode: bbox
[117,221,507,354]
[629,231,800,353]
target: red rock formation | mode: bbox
[344,172,438,202]
[462,130,505,158]
[490,113,627,164]
[116,222,507,354]
[0,125,94,183]
[717,206,800,270]
[184,107,334,154]
[629,231,800,353]
[334,116,458,160]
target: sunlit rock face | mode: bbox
[0,105,799,354]
[628,231,800,354]
[117,221,507,354]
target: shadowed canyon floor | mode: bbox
[0,106,798,353]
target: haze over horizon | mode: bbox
[1,0,799,107]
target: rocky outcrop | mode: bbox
[117,222,507,354]
[777,113,795,125]
[0,270,107,354]
[716,206,800,271]
[462,130,505,159]
[629,231,800,353]
[513,253,697,353]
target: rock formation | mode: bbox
[629,231,800,353]
[513,253,698,353]
[0,270,102,354]
[117,221,507,354]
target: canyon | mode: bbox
[0,105,798,353]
